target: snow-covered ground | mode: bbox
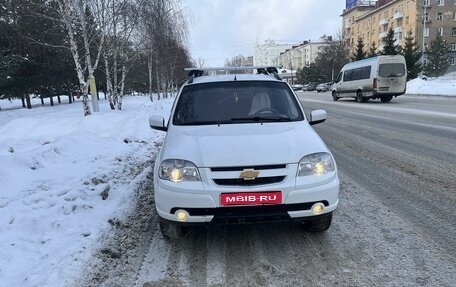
[0,95,173,287]
[406,72,456,96]
[0,74,454,287]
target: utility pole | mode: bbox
[421,2,429,67]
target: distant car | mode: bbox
[291,84,304,91]
[306,82,318,91]
[316,82,333,92]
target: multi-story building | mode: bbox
[342,0,456,72]
[276,40,332,70]
[253,40,293,66]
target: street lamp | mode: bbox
[421,3,428,66]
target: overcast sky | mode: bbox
[182,0,347,67]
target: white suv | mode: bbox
[149,67,339,238]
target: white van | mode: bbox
[331,55,407,103]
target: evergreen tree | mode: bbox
[380,28,400,55]
[423,35,451,77]
[297,62,326,83]
[368,42,378,58]
[400,31,422,80]
[351,38,367,61]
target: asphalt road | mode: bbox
[79,92,456,287]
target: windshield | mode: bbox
[379,63,405,78]
[173,81,304,125]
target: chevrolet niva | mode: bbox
[149,67,339,239]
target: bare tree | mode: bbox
[139,0,188,101]
[56,0,106,116]
[102,0,143,110]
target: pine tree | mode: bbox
[380,28,400,55]
[400,31,422,80]
[351,38,367,61]
[368,42,378,58]
[423,35,451,77]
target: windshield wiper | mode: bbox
[180,120,227,126]
[231,116,292,122]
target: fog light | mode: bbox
[175,209,188,222]
[311,202,325,215]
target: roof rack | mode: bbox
[184,66,282,83]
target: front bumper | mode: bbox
[154,175,339,224]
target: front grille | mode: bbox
[210,164,286,172]
[213,176,286,186]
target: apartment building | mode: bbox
[253,40,293,66]
[276,41,330,70]
[342,0,456,72]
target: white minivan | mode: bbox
[149,67,340,239]
[332,55,407,103]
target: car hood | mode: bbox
[159,122,330,167]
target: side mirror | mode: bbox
[309,110,326,125]
[149,115,167,131]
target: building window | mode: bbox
[437,12,443,21]
[437,0,444,5]
[452,28,456,35]
[437,28,444,36]
[454,11,456,20]
[423,0,430,6]
[451,57,455,65]
[424,13,430,22]
[425,28,430,37]
[451,43,456,50]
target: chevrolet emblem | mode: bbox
[239,169,259,180]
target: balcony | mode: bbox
[393,26,403,33]
[393,12,403,19]
[379,31,388,38]
[379,18,388,25]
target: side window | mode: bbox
[343,70,352,81]
[352,68,361,81]
[360,66,371,79]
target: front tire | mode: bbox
[303,212,333,233]
[332,91,339,101]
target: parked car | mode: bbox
[149,66,340,239]
[306,82,318,91]
[316,82,333,92]
[291,84,304,91]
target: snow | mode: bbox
[406,72,456,96]
[0,95,173,287]
[0,74,454,287]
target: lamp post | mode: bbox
[421,4,428,66]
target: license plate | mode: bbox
[220,191,282,206]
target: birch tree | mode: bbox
[56,0,106,116]
[103,0,142,110]
[140,0,188,101]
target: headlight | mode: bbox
[297,152,335,176]
[159,159,201,182]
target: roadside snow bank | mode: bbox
[406,73,456,96]
[0,96,173,287]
